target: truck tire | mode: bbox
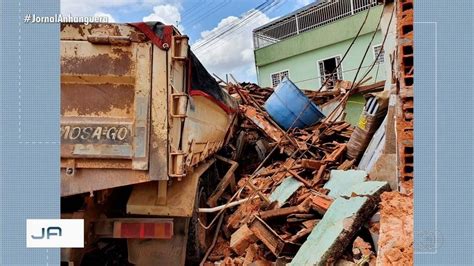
[186,163,219,265]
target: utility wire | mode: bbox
[347,3,385,92]
[291,63,383,85]
[193,0,277,51]
[180,0,208,17]
[354,4,394,88]
[192,1,272,49]
[194,0,276,46]
[183,0,232,26]
[194,0,286,55]
[178,0,213,26]
[193,6,275,51]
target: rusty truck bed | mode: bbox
[60,23,236,196]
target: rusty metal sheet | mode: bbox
[181,95,235,168]
[60,23,147,43]
[61,168,150,196]
[148,45,169,181]
[126,158,215,217]
[61,23,151,170]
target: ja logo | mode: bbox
[27,219,84,248]
[31,226,62,239]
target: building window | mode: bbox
[318,56,343,88]
[271,70,289,87]
[373,44,385,64]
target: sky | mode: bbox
[60,0,315,82]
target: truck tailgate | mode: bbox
[61,24,151,170]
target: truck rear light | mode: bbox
[113,220,173,239]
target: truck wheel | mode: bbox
[186,189,208,265]
[186,163,219,265]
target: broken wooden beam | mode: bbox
[288,170,312,188]
[207,155,239,207]
[260,199,310,220]
[312,164,327,186]
[248,216,300,257]
[323,143,347,162]
[337,159,355,170]
[260,205,304,220]
[255,164,302,177]
[300,159,324,170]
[230,224,257,256]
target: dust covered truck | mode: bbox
[60,22,237,265]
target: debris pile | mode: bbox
[201,81,400,265]
[376,192,414,265]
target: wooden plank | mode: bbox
[288,170,312,188]
[260,206,301,220]
[260,201,310,220]
[207,155,239,207]
[337,159,355,170]
[323,143,347,162]
[230,224,257,255]
[350,80,385,95]
[300,159,323,170]
[312,164,327,186]
[248,216,300,257]
[332,122,351,132]
[249,216,282,256]
[255,164,302,177]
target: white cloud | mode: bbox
[60,0,182,21]
[143,4,183,31]
[94,12,116,22]
[192,10,272,83]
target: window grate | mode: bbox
[271,70,289,88]
[373,44,385,64]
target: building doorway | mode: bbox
[318,56,343,88]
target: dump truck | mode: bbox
[60,22,237,265]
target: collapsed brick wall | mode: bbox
[375,2,415,265]
[396,0,414,192]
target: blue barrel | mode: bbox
[264,77,325,129]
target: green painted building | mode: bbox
[253,0,386,124]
